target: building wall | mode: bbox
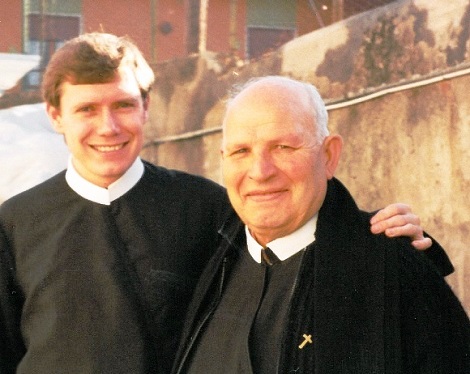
[0,0,23,53]
[206,0,247,57]
[153,0,188,61]
[297,0,324,35]
[82,0,153,59]
[0,0,396,62]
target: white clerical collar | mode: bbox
[246,214,318,264]
[65,157,144,205]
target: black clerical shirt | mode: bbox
[0,160,229,374]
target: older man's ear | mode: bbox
[322,134,343,180]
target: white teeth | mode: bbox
[94,144,123,152]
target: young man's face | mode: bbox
[47,67,148,187]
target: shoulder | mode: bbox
[393,235,447,282]
[0,171,72,241]
[393,235,470,371]
[0,171,68,217]
[142,160,226,195]
[140,161,231,220]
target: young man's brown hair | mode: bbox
[41,32,155,108]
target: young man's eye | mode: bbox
[77,105,94,113]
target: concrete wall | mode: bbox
[329,73,470,315]
[143,0,470,314]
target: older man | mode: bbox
[173,76,470,374]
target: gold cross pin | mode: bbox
[298,333,313,349]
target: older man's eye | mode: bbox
[115,101,136,109]
[230,148,248,156]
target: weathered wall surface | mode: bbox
[142,0,470,314]
[330,75,470,315]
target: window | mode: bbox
[246,0,297,59]
[247,27,295,59]
[23,0,81,89]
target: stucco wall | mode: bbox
[143,0,470,314]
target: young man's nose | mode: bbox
[97,109,120,134]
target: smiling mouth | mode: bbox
[247,190,286,201]
[93,144,126,152]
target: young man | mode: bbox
[173,76,469,373]
[0,34,450,373]
[0,33,228,373]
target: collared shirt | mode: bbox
[246,214,318,263]
[65,157,144,205]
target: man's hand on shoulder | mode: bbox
[370,203,432,251]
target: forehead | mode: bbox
[223,87,313,142]
[60,67,141,104]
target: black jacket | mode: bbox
[173,178,470,373]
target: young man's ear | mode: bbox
[323,134,343,179]
[46,103,64,133]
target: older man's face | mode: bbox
[222,83,338,246]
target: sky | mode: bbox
[0,103,69,204]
